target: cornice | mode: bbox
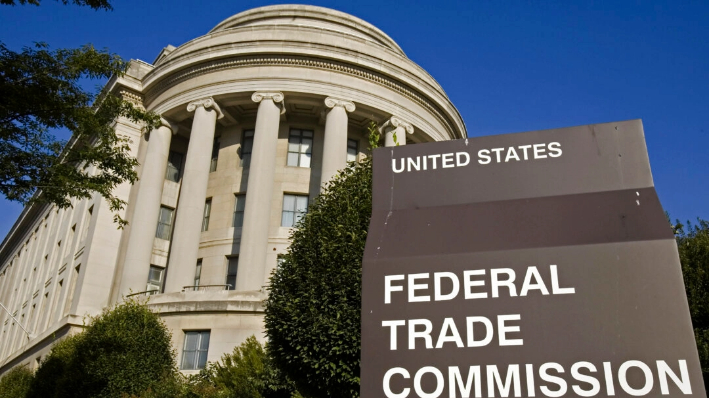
[144,55,460,139]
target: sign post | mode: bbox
[361,120,706,397]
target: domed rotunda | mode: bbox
[0,4,466,373]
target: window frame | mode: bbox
[347,138,359,163]
[146,265,164,295]
[232,194,246,228]
[180,330,210,370]
[194,259,202,288]
[156,206,175,240]
[241,130,254,167]
[225,257,238,290]
[286,129,313,168]
[202,198,212,232]
[166,151,184,182]
[281,194,309,227]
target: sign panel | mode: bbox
[361,120,706,397]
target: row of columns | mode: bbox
[118,92,415,296]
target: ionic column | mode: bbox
[119,118,177,296]
[238,92,285,291]
[381,116,414,147]
[321,97,356,187]
[164,97,223,293]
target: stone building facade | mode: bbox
[0,5,465,374]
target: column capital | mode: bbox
[186,97,224,119]
[252,91,286,114]
[159,117,179,135]
[381,116,414,135]
[324,97,356,113]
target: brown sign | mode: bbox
[361,120,706,398]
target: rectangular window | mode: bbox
[210,137,220,172]
[241,130,254,167]
[166,151,184,182]
[226,257,238,290]
[146,265,164,294]
[347,139,359,162]
[286,129,313,167]
[156,206,174,240]
[181,331,210,370]
[281,194,308,227]
[194,259,202,288]
[232,194,246,227]
[202,199,212,232]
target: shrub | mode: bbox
[28,298,177,398]
[0,365,33,398]
[265,154,373,398]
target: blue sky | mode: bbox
[0,0,707,237]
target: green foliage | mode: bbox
[208,335,297,398]
[0,365,33,398]
[675,219,709,381]
[265,122,377,397]
[27,299,177,398]
[0,42,160,227]
[0,0,112,11]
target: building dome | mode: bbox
[0,5,466,375]
[209,5,406,55]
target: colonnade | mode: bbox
[118,92,414,296]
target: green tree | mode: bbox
[0,0,111,12]
[675,219,709,383]
[28,299,178,398]
[1,0,160,227]
[0,365,33,398]
[264,123,378,398]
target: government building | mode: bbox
[0,4,465,374]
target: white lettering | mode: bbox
[383,367,410,398]
[409,319,433,349]
[478,149,491,165]
[657,360,692,395]
[540,363,567,397]
[466,316,494,347]
[533,143,547,159]
[442,153,455,168]
[407,157,420,172]
[408,273,430,302]
[571,362,600,397]
[434,272,460,301]
[505,147,520,162]
[385,275,404,304]
[487,364,521,398]
[449,366,481,398]
[518,145,531,160]
[491,148,504,163]
[618,360,653,396]
[463,270,487,299]
[382,320,406,350]
[392,158,405,173]
[491,269,517,298]
[429,154,441,169]
[520,266,550,296]
[550,265,575,294]
[457,152,470,167]
[436,318,464,348]
[548,142,562,158]
[414,367,445,398]
[498,314,523,346]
